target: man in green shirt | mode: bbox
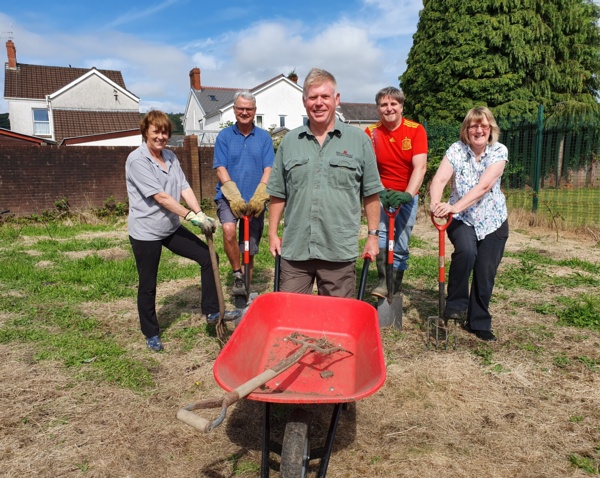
[267,68,383,297]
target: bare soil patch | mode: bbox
[1,215,599,477]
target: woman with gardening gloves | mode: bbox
[126,110,239,352]
[430,106,509,342]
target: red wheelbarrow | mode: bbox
[177,261,386,477]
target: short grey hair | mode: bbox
[233,90,256,105]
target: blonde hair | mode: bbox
[302,68,337,100]
[459,106,500,145]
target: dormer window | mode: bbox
[33,109,50,136]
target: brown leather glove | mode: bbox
[221,181,247,218]
[247,182,269,216]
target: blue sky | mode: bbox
[0,0,423,113]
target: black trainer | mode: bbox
[473,330,497,342]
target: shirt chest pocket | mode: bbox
[284,157,310,189]
[328,157,359,189]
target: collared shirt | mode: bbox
[213,123,275,201]
[365,117,428,191]
[267,119,383,262]
[126,142,189,240]
[446,140,508,240]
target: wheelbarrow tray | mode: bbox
[213,291,386,404]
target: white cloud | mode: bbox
[0,1,422,113]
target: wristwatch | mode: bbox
[367,229,379,236]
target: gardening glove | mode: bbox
[221,181,246,218]
[247,182,270,216]
[385,189,413,208]
[185,211,216,235]
[379,189,390,209]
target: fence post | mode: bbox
[533,104,544,212]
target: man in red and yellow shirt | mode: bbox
[365,87,428,299]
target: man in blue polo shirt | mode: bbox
[214,90,274,301]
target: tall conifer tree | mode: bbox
[400,0,600,122]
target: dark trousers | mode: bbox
[446,219,508,332]
[129,226,218,338]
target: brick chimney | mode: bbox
[6,40,17,69]
[189,68,201,90]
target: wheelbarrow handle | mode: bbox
[176,407,224,433]
[177,340,316,433]
[357,253,372,301]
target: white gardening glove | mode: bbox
[185,211,217,235]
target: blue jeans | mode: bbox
[446,219,509,331]
[377,195,419,271]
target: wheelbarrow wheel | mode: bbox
[280,421,309,478]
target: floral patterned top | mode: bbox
[446,141,508,240]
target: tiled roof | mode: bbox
[0,127,55,146]
[337,102,378,122]
[193,74,289,117]
[4,63,128,99]
[53,110,140,144]
[193,87,238,118]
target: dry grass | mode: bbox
[1,215,599,478]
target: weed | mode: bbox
[557,294,600,331]
[553,354,571,368]
[491,363,510,373]
[576,356,599,371]
[472,344,494,366]
[568,454,599,474]
[497,258,543,290]
[569,415,584,423]
[75,461,90,472]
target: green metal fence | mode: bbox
[426,106,600,228]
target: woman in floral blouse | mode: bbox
[429,107,509,341]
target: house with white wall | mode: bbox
[3,40,142,146]
[183,68,306,142]
[183,68,378,143]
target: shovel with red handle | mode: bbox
[427,212,454,350]
[377,206,403,328]
[234,214,252,310]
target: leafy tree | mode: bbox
[400,0,600,124]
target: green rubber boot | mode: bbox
[392,269,404,295]
[371,251,387,298]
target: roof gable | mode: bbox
[192,75,301,117]
[49,69,139,103]
[4,63,130,100]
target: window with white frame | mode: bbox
[256,115,263,128]
[279,115,286,127]
[33,109,50,136]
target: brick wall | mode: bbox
[0,138,217,216]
